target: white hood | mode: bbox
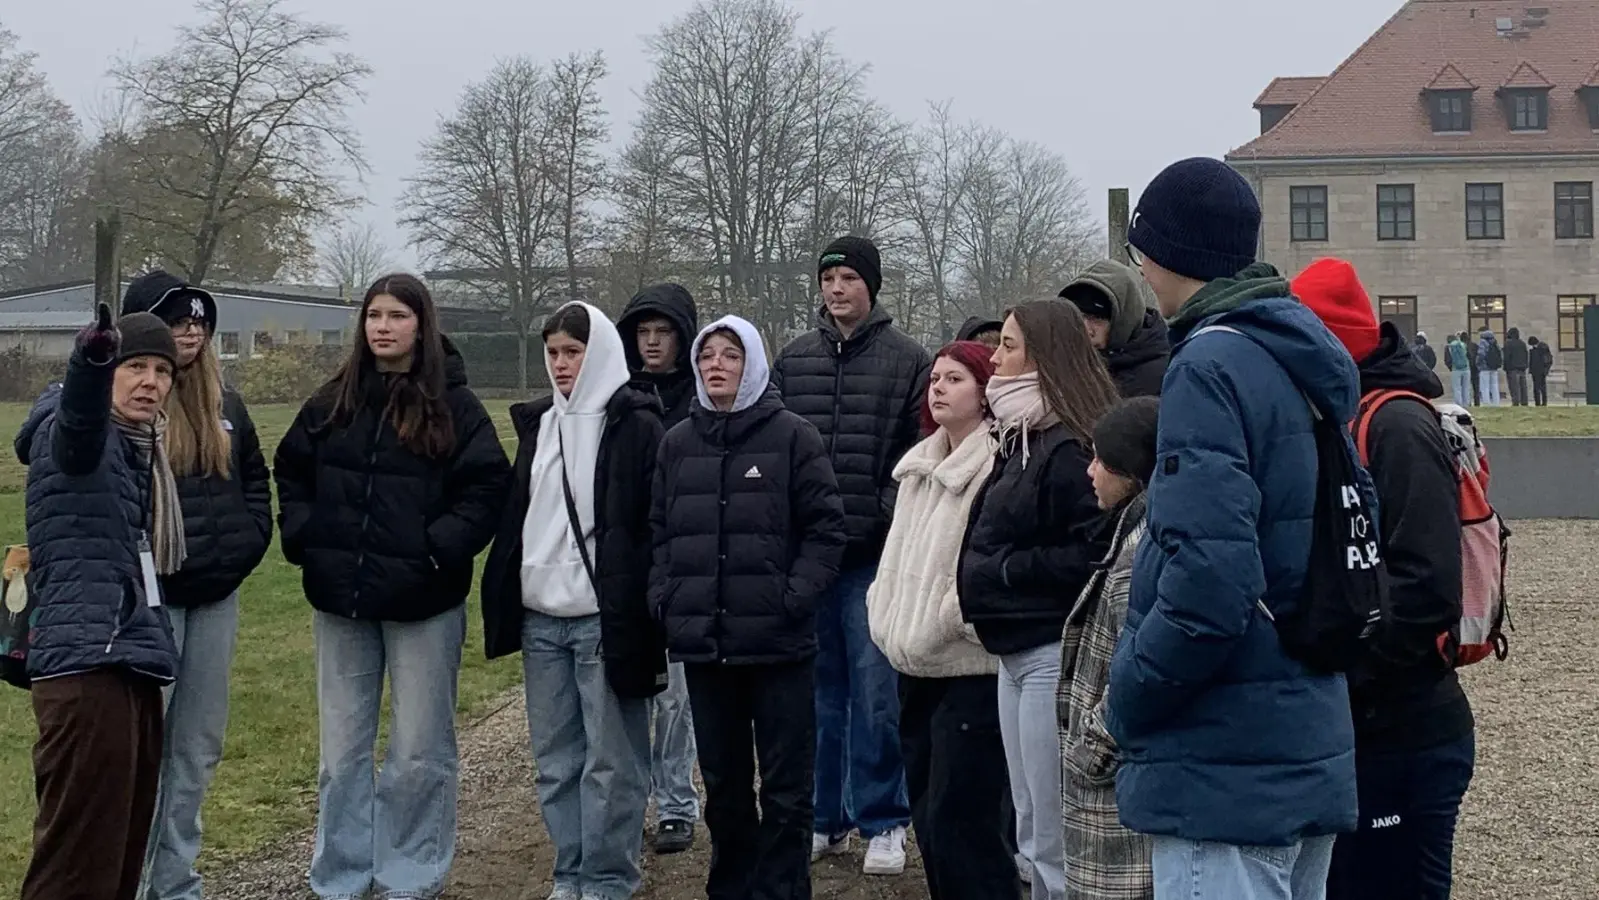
[548,301,630,415]
[691,315,770,413]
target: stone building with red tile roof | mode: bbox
[1228,0,1599,394]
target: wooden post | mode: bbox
[94,213,122,315]
[1108,188,1131,263]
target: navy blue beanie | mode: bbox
[1128,158,1260,283]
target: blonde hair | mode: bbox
[166,341,232,478]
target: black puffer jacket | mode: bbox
[1350,323,1474,752]
[1503,329,1530,371]
[651,390,847,665]
[618,283,699,428]
[1106,310,1171,398]
[163,390,272,607]
[274,344,510,622]
[771,305,931,565]
[480,388,669,698]
[958,425,1107,655]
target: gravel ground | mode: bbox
[209,520,1599,900]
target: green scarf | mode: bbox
[1166,262,1293,339]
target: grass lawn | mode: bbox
[0,400,525,894]
[1468,404,1599,437]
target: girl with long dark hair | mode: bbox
[274,273,510,900]
[958,299,1120,900]
[479,301,668,900]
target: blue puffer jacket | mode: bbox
[1107,285,1359,847]
[13,352,178,684]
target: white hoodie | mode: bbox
[521,301,631,617]
[691,315,771,413]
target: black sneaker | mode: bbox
[654,818,694,854]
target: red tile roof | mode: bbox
[1500,60,1554,89]
[1230,0,1599,160]
[1254,76,1327,109]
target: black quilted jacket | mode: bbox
[771,305,930,566]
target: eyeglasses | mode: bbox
[170,318,206,335]
[1124,241,1145,267]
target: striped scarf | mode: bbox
[113,412,188,574]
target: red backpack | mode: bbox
[1352,391,1511,667]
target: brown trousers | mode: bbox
[23,669,164,900]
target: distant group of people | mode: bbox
[15,156,1492,900]
[1426,325,1556,407]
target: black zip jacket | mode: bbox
[162,390,272,607]
[771,304,931,566]
[274,343,510,622]
[1352,323,1474,751]
[480,387,669,698]
[1104,309,1170,398]
[958,424,1108,655]
[1530,342,1554,377]
[618,284,699,429]
[650,389,847,665]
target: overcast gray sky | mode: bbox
[11,0,1401,271]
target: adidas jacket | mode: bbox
[650,387,848,664]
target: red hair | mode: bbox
[920,340,998,436]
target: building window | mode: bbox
[1467,295,1507,339]
[252,331,275,355]
[1290,186,1329,242]
[1558,294,1597,351]
[1506,90,1549,130]
[283,330,306,345]
[1378,296,1418,339]
[321,329,344,345]
[218,331,240,358]
[1429,90,1472,132]
[1466,183,1504,240]
[1556,182,1594,239]
[1584,86,1599,130]
[1376,184,1415,241]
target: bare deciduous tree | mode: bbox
[319,221,393,298]
[545,51,609,304]
[0,26,89,288]
[109,0,370,284]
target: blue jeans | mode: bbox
[311,607,465,900]
[998,644,1064,900]
[139,594,240,900]
[522,612,651,900]
[1478,370,1501,405]
[652,661,701,822]
[813,563,910,839]
[1450,370,1472,406]
[1327,733,1475,900]
[1153,834,1336,900]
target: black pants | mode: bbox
[686,660,815,900]
[899,674,1018,900]
[24,669,164,900]
[1469,367,1481,405]
[1533,372,1549,406]
[1507,369,1530,406]
[1328,733,1475,900]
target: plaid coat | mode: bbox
[1058,494,1152,900]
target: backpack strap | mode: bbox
[1351,388,1432,465]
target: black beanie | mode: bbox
[818,236,883,303]
[1093,397,1161,486]
[115,312,179,369]
[122,269,218,334]
[1128,158,1260,283]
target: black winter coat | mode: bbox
[650,390,847,665]
[163,390,272,607]
[1103,309,1170,398]
[274,347,510,622]
[1530,342,1554,377]
[1351,324,1474,752]
[1503,335,1530,371]
[958,424,1108,655]
[1414,341,1438,371]
[480,387,669,698]
[771,305,931,566]
[618,284,700,428]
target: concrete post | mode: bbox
[1109,188,1131,263]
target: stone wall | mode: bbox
[1482,436,1599,519]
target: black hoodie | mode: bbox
[956,316,1002,343]
[617,284,699,428]
[1351,322,1474,752]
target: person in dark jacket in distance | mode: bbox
[116,270,272,900]
[1502,326,1530,406]
[652,315,846,900]
[1108,159,1358,900]
[1529,336,1554,406]
[478,301,667,900]
[1058,259,1171,398]
[1412,331,1437,371]
[958,298,1119,900]
[274,274,510,900]
[772,235,926,874]
[1462,331,1481,406]
[1476,330,1502,406]
[1294,259,1475,900]
[616,281,702,855]
[957,316,1003,348]
[16,307,181,900]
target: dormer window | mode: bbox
[1582,85,1599,130]
[1505,89,1549,130]
[1429,90,1473,132]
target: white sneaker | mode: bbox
[863,826,907,875]
[811,830,851,862]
